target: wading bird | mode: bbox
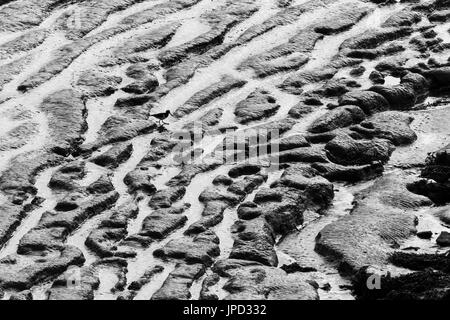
[150,110,172,125]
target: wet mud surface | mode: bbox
[0,0,450,300]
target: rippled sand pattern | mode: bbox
[0,0,450,300]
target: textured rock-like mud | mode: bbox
[1,0,450,300]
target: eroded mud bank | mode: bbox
[1,0,450,300]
